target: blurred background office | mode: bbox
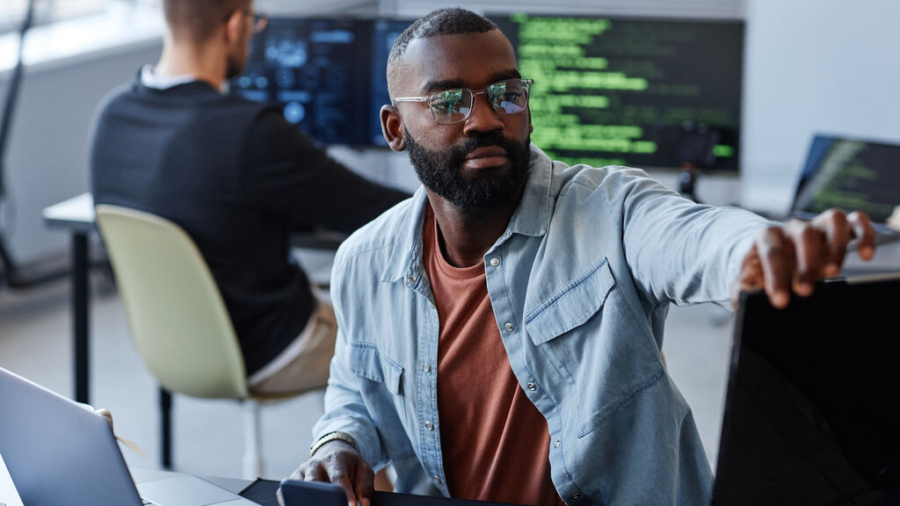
[1,0,898,501]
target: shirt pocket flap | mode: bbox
[525,258,617,346]
[348,343,404,395]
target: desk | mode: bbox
[42,192,346,406]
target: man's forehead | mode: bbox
[398,30,519,92]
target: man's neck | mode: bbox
[155,35,227,90]
[426,190,523,268]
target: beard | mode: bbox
[405,128,532,212]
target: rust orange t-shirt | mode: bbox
[422,206,566,506]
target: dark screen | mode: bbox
[370,19,415,146]
[714,277,900,505]
[233,18,373,145]
[489,13,744,171]
[792,136,900,223]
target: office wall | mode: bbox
[741,0,900,212]
[0,43,162,264]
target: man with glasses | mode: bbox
[289,8,876,506]
[89,0,408,395]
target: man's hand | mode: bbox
[281,440,374,506]
[732,210,876,309]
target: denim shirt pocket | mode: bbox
[524,258,664,438]
[348,342,404,395]
[524,258,616,347]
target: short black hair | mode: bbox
[163,0,250,42]
[387,8,500,97]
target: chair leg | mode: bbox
[160,387,173,469]
[242,399,263,479]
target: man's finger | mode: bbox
[811,209,850,276]
[329,468,358,506]
[848,211,876,261]
[757,227,792,308]
[354,462,376,506]
[785,220,825,296]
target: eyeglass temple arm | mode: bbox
[392,97,429,104]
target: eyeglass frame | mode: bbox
[250,11,268,33]
[391,78,535,125]
[229,8,268,33]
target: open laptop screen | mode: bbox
[791,135,900,224]
[713,276,900,505]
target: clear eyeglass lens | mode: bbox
[429,89,471,124]
[489,80,527,114]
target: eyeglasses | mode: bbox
[392,78,534,125]
[250,11,268,33]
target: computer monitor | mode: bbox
[233,17,414,147]
[488,13,744,172]
[792,135,900,225]
[233,18,373,146]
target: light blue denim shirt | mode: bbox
[314,146,771,506]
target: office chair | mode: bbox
[95,204,306,479]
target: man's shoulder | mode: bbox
[550,160,653,197]
[333,193,419,268]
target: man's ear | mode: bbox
[380,105,406,152]
[224,8,245,44]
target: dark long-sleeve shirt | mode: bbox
[90,77,408,375]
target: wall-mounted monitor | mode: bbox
[488,13,744,172]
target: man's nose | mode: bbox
[462,94,504,136]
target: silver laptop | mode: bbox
[791,134,900,245]
[0,366,257,506]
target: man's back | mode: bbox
[90,76,408,376]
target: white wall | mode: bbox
[0,43,162,264]
[741,0,900,213]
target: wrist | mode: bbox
[310,431,359,458]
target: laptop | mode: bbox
[790,134,900,245]
[0,366,258,506]
[712,274,900,505]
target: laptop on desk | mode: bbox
[0,366,257,506]
[790,134,900,245]
[712,274,900,505]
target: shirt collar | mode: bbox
[381,144,554,283]
[140,64,230,94]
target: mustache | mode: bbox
[444,133,517,165]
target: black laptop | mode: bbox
[712,274,900,505]
[791,134,900,245]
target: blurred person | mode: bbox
[89,0,408,396]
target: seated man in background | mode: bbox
[288,8,877,506]
[89,0,408,395]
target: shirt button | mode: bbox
[571,493,581,500]
[423,363,431,372]
[504,322,515,332]
[527,382,537,391]
[554,439,560,448]
[433,475,442,484]
[490,258,500,267]
[425,421,434,431]
[407,275,417,284]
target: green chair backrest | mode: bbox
[95,205,248,399]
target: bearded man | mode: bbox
[288,8,876,506]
